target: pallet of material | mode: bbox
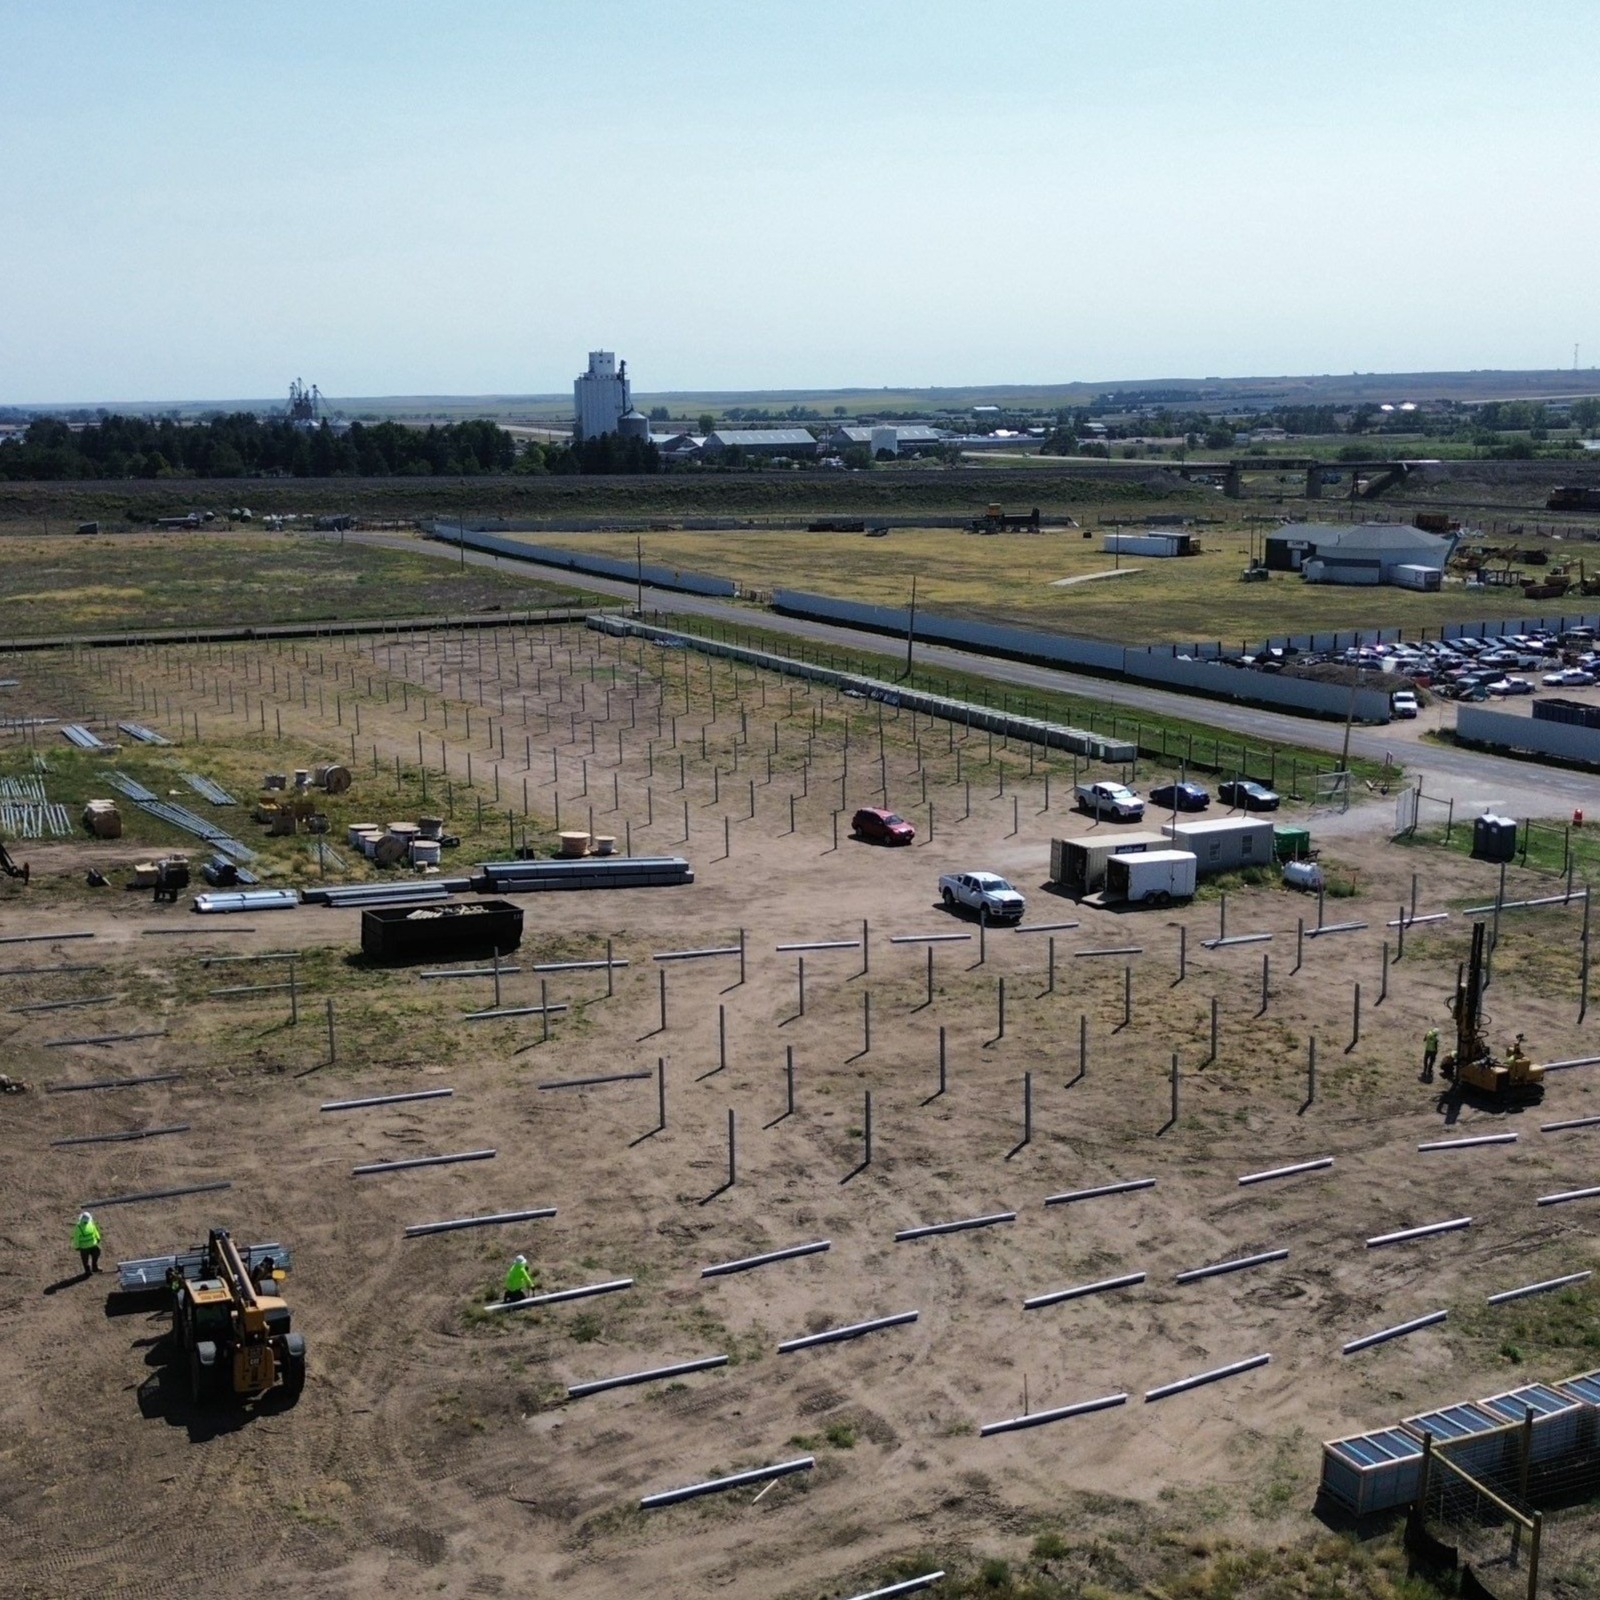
[476,856,694,892]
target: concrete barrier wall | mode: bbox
[589,615,1137,763]
[1126,653,1394,722]
[771,590,1129,672]
[1457,705,1600,765]
[425,524,738,598]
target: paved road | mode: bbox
[352,531,1594,819]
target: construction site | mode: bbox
[0,586,1597,1600]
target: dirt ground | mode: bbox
[2,624,1597,1599]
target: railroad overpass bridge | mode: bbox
[1175,457,1442,499]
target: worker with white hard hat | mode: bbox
[503,1254,535,1302]
[72,1211,103,1276]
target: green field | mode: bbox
[0,531,594,638]
[583,523,1590,645]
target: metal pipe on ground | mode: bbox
[568,1354,728,1399]
[1024,1272,1145,1309]
[80,1180,231,1208]
[352,1149,496,1177]
[536,1070,651,1091]
[1144,1353,1271,1403]
[46,1068,179,1088]
[1486,1271,1593,1305]
[895,1212,1016,1242]
[403,1208,556,1238]
[320,1088,454,1112]
[1342,1310,1449,1355]
[700,1240,831,1278]
[640,1456,813,1511]
[778,1310,918,1353]
[50,1124,189,1147]
[488,1277,634,1312]
[980,1391,1129,1437]
[1045,1178,1156,1205]
[1237,1157,1333,1187]
[1174,1249,1288,1284]
[1367,1216,1472,1247]
[1417,1133,1518,1152]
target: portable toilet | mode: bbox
[1472,814,1518,863]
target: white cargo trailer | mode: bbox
[1103,849,1197,906]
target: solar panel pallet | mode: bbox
[1556,1369,1600,1449]
[1402,1402,1516,1482]
[1480,1383,1587,1463]
[1319,1427,1425,1515]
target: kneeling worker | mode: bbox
[73,1211,103,1276]
[504,1254,534,1302]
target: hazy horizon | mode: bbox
[4,3,1597,403]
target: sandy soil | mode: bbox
[2,625,1597,1599]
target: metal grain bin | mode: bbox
[361,899,523,962]
[1320,1426,1425,1515]
[1479,1383,1585,1463]
[1402,1402,1515,1481]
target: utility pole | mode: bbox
[903,573,918,679]
[636,534,644,618]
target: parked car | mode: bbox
[938,871,1026,923]
[1542,668,1597,687]
[1075,781,1145,821]
[851,806,915,845]
[1218,779,1281,811]
[1390,691,1419,719]
[1148,780,1210,812]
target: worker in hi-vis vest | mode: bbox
[1422,1026,1441,1082]
[73,1211,103,1275]
[504,1254,534,1301]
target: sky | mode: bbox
[2,2,1597,403]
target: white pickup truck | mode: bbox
[1075,781,1145,821]
[938,871,1026,923]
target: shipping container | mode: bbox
[1161,816,1276,874]
[1049,831,1169,895]
[361,899,523,962]
[1533,696,1600,731]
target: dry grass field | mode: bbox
[0,531,593,639]
[2,622,1597,1599]
[562,523,1595,645]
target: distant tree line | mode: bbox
[0,413,520,480]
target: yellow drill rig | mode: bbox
[1440,921,1544,1102]
[163,1228,307,1404]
